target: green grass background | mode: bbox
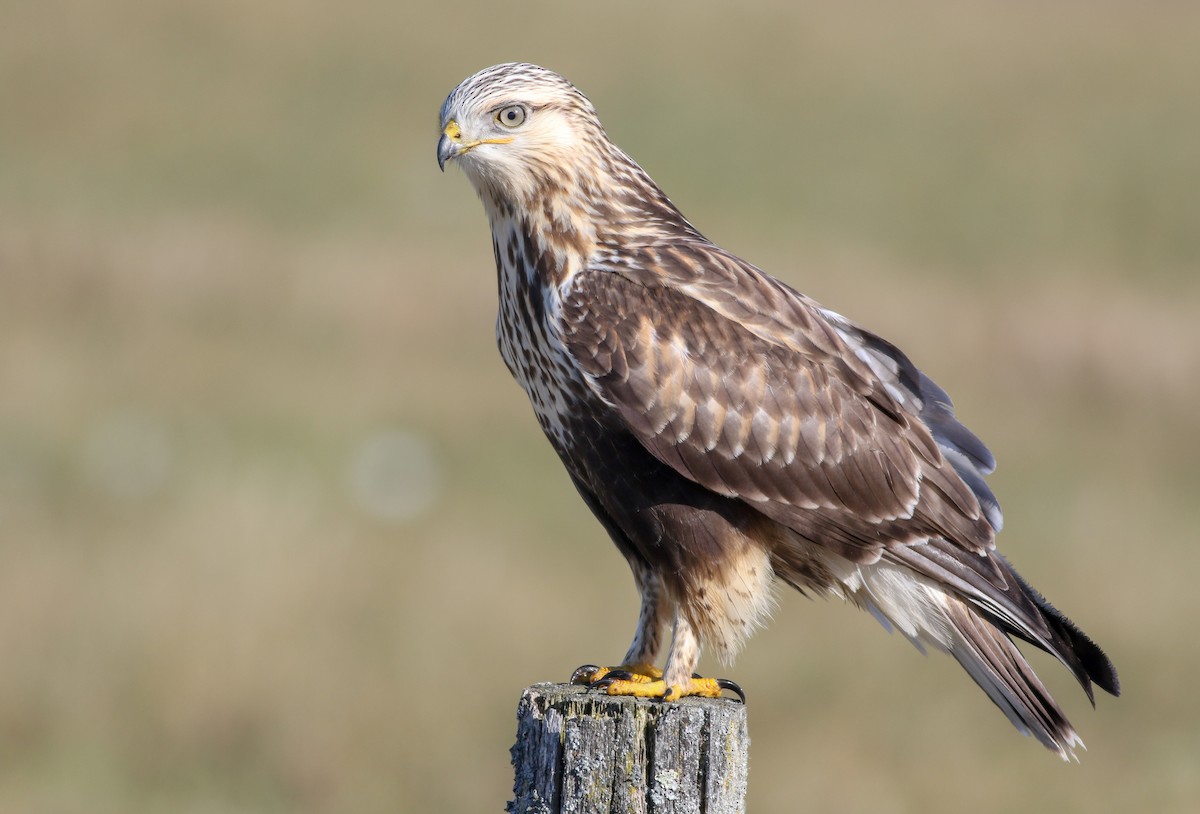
[2,1,1198,811]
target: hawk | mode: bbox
[437,62,1118,759]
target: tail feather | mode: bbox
[943,596,1084,759]
[795,546,1117,760]
[1005,565,1121,702]
[887,541,1120,707]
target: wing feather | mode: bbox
[560,249,997,562]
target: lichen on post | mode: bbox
[508,683,748,814]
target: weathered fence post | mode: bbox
[508,683,749,814]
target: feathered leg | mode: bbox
[620,563,668,671]
[571,562,667,686]
[576,607,744,702]
[571,563,744,701]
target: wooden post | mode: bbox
[508,683,749,814]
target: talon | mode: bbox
[572,663,660,690]
[589,675,619,690]
[570,665,602,685]
[716,678,746,703]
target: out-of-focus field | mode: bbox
[2,1,1198,812]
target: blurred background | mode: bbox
[2,1,1198,811]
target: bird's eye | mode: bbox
[496,105,527,128]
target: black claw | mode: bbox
[588,669,636,691]
[570,665,601,685]
[716,678,746,704]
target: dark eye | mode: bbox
[497,105,526,128]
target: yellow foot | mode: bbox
[570,664,745,703]
[570,663,662,685]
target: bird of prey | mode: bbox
[437,62,1118,759]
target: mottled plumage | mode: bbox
[438,62,1118,759]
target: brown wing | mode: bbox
[559,250,995,564]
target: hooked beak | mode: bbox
[437,119,513,171]
[437,120,464,172]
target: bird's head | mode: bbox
[437,63,607,204]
